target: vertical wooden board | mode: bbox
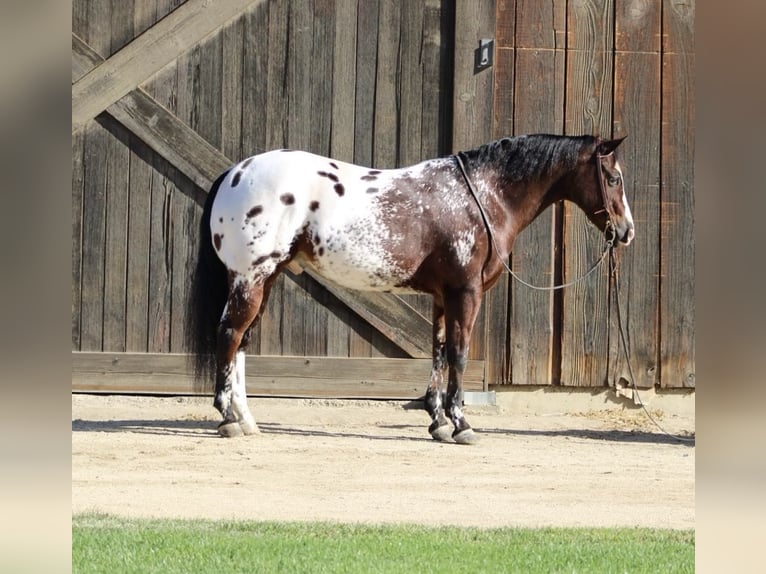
[452,0,495,152]
[372,0,401,168]
[326,0,359,355]
[615,0,660,53]
[241,1,269,156]
[143,67,176,354]
[398,0,424,167]
[266,0,290,149]
[611,51,661,389]
[280,275,311,356]
[495,0,515,49]
[125,135,153,352]
[286,0,314,150]
[85,0,111,56]
[353,0,379,166]
[662,0,694,55]
[72,0,89,41]
[258,274,286,355]
[329,0,357,162]
[310,0,336,156]
[660,46,695,389]
[420,0,447,160]
[221,14,245,161]
[485,0,514,385]
[195,34,223,149]
[102,119,130,352]
[560,0,613,387]
[110,0,135,54]
[72,129,85,350]
[508,49,564,385]
[453,0,495,364]
[133,0,157,37]
[80,122,108,351]
[169,186,198,353]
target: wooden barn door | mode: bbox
[71,0,486,398]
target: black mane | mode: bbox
[460,134,596,183]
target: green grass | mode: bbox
[72,514,694,574]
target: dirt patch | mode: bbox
[72,394,694,528]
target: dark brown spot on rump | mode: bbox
[318,247,325,256]
[369,170,381,175]
[241,157,254,168]
[329,162,339,170]
[231,171,242,187]
[366,187,379,194]
[270,251,282,259]
[253,255,269,266]
[334,183,345,196]
[280,193,295,205]
[361,174,377,181]
[246,205,263,219]
[213,233,222,251]
[309,200,320,211]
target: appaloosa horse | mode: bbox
[186,134,634,444]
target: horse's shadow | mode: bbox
[71,419,693,446]
[474,426,695,447]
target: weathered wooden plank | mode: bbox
[126,133,152,352]
[102,118,131,352]
[508,49,563,385]
[72,128,85,350]
[329,0,358,162]
[398,0,424,167]
[453,0,496,365]
[420,0,447,160]
[660,3,694,387]
[373,0,401,168]
[79,122,109,351]
[662,0,694,55]
[72,34,103,83]
[616,0,661,53]
[286,0,314,151]
[353,0,379,166]
[110,0,135,55]
[560,0,613,387]
[452,0,495,152]
[611,50,661,389]
[72,0,262,130]
[72,352,485,397]
[310,0,335,156]
[265,0,290,149]
[240,1,268,156]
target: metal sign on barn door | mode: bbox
[475,38,494,72]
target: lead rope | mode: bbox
[609,249,695,443]
[455,152,694,444]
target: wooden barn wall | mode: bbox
[72,0,694,392]
[489,0,695,389]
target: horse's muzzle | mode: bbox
[619,224,635,245]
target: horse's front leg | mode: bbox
[425,303,451,442]
[443,286,482,445]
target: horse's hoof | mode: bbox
[453,428,479,445]
[429,423,453,442]
[217,421,244,438]
[239,418,260,436]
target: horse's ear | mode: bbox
[597,135,627,156]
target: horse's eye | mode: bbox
[608,175,621,187]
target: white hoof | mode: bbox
[239,417,260,436]
[453,428,479,445]
[217,421,244,438]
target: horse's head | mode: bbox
[580,137,635,246]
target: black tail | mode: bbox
[185,170,231,392]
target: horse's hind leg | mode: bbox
[214,276,264,438]
[425,303,452,442]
